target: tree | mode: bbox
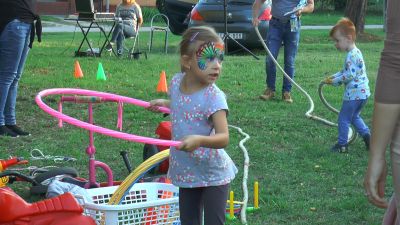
[344,0,367,35]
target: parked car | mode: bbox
[188,0,271,49]
[156,0,198,35]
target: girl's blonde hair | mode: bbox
[330,17,356,41]
[180,26,223,56]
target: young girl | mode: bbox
[323,18,371,153]
[106,0,142,56]
[147,26,237,225]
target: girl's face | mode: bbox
[187,41,224,85]
[331,30,352,52]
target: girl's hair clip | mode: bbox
[190,32,200,42]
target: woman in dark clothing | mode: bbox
[0,0,41,137]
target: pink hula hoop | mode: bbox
[35,88,180,147]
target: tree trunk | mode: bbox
[344,0,367,35]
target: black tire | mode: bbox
[143,144,159,174]
[30,184,49,195]
[33,167,79,184]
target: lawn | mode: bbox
[0,26,389,225]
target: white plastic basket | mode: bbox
[82,182,180,225]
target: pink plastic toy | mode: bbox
[35,88,181,188]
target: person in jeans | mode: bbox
[323,18,370,153]
[0,0,41,137]
[106,0,142,56]
[252,0,314,103]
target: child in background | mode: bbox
[323,18,371,153]
[147,26,237,225]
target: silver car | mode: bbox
[188,0,271,49]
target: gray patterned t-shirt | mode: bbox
[167,72,238,188]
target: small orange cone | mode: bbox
[74,60,84,78]
[157,70,168,93]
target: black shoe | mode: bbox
[0,125,19,137]
[330,143,348,153]
[105,42,114,52]
[6,125,30,136]
[362,134,370,150]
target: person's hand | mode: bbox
[252,17,260,27]
[364,156,388,208]
[322,76,333,84]
[178,135,202,152]
[295,8,303,17]
[147,99,167,112]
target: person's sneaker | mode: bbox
[259,88,275,100]
[6,125,30,136]
[282,92,293,103]
[105,42,114,52]
[362,133,370,150]
[330,143,348,153]
[0,125,19,138]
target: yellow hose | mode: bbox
[108,149,170,205]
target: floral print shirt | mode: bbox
[167,72,237,188]
[330,47,370,100]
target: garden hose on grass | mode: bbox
[254,27,357,144]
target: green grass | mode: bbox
[0,28,389,225]
[301,10,384,26]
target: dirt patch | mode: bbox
[358,32,383,42]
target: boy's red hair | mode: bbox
[330,18,356,41]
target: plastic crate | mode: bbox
[82,182,180,225]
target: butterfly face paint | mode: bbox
[196,42,224,71]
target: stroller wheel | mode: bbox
[33,167,79,184]
[30,167,79,195]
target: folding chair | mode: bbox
[120,24,147,60]
[149,13,169,54]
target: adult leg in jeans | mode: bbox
[0,20,31,127]
[265,20,284,92]
[282,23,300,93]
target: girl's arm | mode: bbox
[178,110,229,152]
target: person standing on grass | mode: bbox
[147,26,237,225]
[363,0,400,223]
[105,0,142,56]
[322,18,371,153]
[252,0,314,103]
[0,0,41,137]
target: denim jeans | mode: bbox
[0,19,31,126]
[337,99,370,145]
[110,21,136,55]
[265,17,300,93]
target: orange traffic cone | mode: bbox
[157,70,168,93]
[74,60,84,78]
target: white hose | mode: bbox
[228,124,250,224]
[254,27,357,143]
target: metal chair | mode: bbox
[118,23,146,60]
[149,13,169,54]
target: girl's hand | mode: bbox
[364,157,388,208]
[178,135,202,152]
[147,99,169,112]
